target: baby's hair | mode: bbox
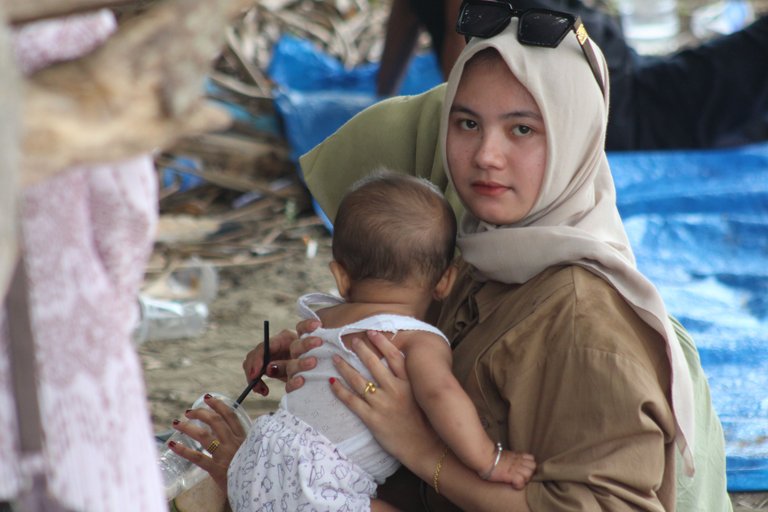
[332,170,457,289]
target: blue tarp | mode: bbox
[269,35,768,491]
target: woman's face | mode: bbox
[446,55,547,225]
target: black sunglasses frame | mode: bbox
[456,0,605,95]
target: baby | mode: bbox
[227,172,535,511]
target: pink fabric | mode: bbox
[0,12,166,511]
[11,9,115,74]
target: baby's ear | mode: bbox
[433,264,458,300]
[329,261,351,299]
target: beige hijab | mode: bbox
[440,19,695,475]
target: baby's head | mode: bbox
[332,171,457,293]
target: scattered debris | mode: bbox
[145,0,403,279]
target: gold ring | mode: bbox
[363,381,377,395]
[206,439,221,454]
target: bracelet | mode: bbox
[432,445,449,495]
[478,442,503,480]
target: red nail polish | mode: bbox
[168,441,177,448]
[267,364,279,377]
[172,419,180,426]
[204,393,212,400]
[329,377,336,384]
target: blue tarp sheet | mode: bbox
[269,35,768,491]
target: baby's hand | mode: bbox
[485,451,536,489]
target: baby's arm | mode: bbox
[403,333,536,488]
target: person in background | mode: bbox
[376,0,466,96]
[377,0,768,151]
[0,12,166,511]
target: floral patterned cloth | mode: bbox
[0,11,166,511]
[228,408,377,512]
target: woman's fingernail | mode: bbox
[204,393,212,400]
[168,441,177,448]
[267,363,279,377]
[172,419,180,426]
[329,377,336,384]
[185,409,192,415]
[332,354,341,364]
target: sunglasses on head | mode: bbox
[456,0,605,94]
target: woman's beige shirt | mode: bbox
[429,261,676,510]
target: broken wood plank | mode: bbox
[20,0,251,184]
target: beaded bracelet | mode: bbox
[432,446,449,495]
[479,442,503,480]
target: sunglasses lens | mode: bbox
[518,11,573,47]
[458,2,512,38]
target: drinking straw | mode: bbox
[235,320,270,405]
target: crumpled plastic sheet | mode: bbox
[611,147,768,491]
[269,34,768,491]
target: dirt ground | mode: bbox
[139,223,335,430]
[137,220,768,510]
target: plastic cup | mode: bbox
[157,392,252,499]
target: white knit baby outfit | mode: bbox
[228,292,449,512]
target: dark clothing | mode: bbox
[410,0,450,61]
[411,0,768,150]
[613,15,768,150]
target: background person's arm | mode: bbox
[376,0,422,97]
[439,0,465,79]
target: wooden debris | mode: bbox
[20,0,251,184]
[145,0,406,272]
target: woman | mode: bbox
[178,6,731,510]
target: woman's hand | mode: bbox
[279,318,326,392]
[329,331,438,464]
[241,328,306,396]
[242,319,324,395]
[168,395,248,492]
